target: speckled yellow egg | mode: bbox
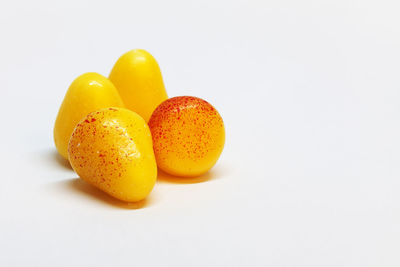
[68,107,157,202]
[148,96,225,177]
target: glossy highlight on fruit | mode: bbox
[54,72,124,159]
[68,107,157,202]
[109,49,168,122]
[149,96,225,177]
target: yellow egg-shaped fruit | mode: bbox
[109,49,168,122]
[54,73,124,160]
[149,96,225,177]
[68,107,157,202]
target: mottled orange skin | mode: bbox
[149,96,225,177]
[68,107,157,202]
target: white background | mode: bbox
[1,0,400,266]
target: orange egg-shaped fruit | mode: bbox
[68,107,157,202]
[148,96,225,177]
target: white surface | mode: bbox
[1,0,400,266]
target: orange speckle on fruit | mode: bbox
[68,107,157,202]
[148,96,225,177]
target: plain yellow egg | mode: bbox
[54,72,124,160]
[68,107,157,202]
[109,49,168,122]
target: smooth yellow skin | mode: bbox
[68,108,157,202]
[109,49,168,122]
[54,73,124,159]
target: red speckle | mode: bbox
[148,96,225,175]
